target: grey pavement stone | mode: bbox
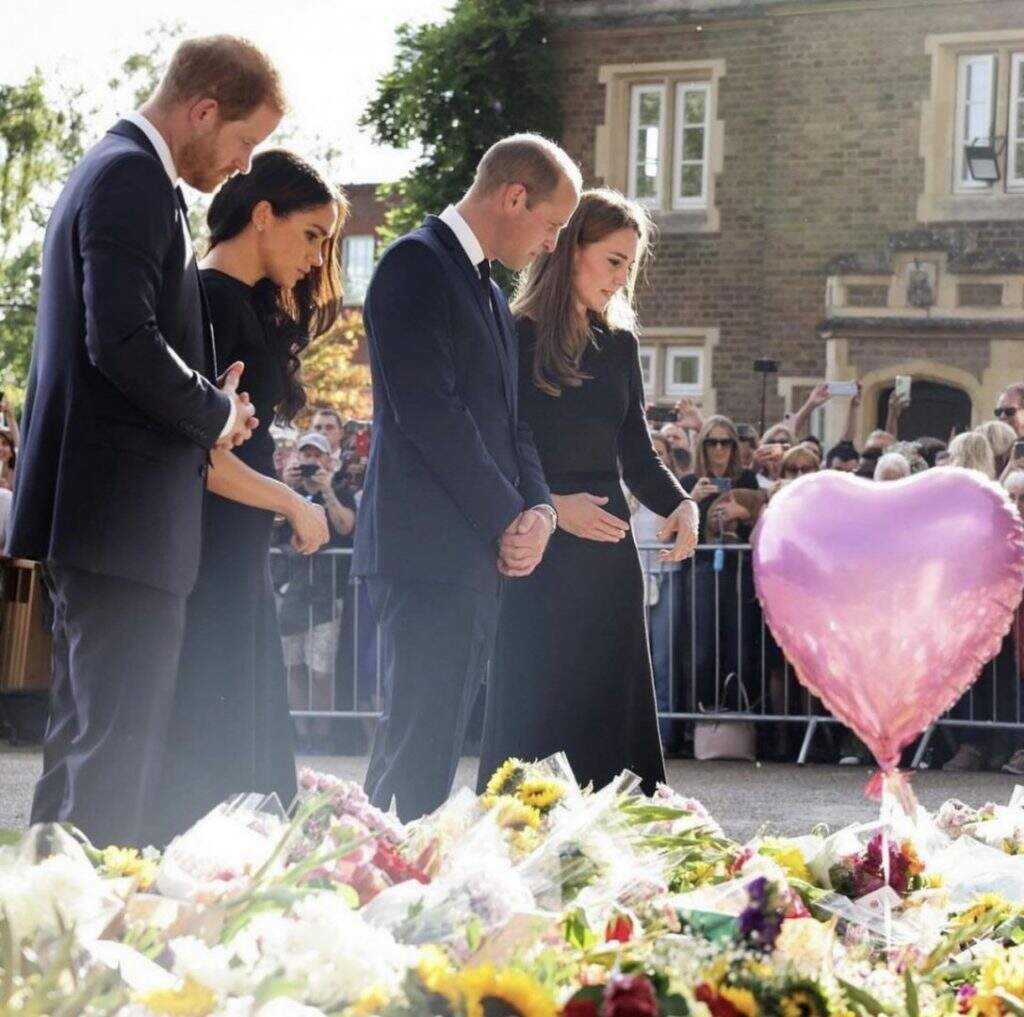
[1,746,1019,844]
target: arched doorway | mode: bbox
[875,380,972,441]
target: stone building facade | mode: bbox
[549,0,1024,444]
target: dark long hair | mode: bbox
[207,149,347,421]
[512,188,652,397]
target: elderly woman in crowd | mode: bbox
[874,452,911,482]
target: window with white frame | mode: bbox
[342,234,376,305]
[664,345,704,398]
[626,77,714,211]
[628,85,665,206]
[637,344,656,396]
[674,82,710,208]
[1010,52,1024,189]
[955,54,996,191]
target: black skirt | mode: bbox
[156,494,297,843]
[479,477,667,795]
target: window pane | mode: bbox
[964,100,990,143]
[679,163,703,198]
[1017,142,1024,175]
[639,90,661,126]
[683,90,706,124]
[343,235,376,304]
[631,86,662,202]
[966,59,992,101]
[682,127,705,161]
[672,357,698,385]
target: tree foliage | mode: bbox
[298,308,372,424]
[361,0,562,245]
[0,73,90,389]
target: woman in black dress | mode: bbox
[479,189,699,795]
[157,150,345,841]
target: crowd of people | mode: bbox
[634,380,1024,773]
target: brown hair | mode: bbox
[780,445,819,477]
[472,133,582,205]
[512,188,652,397]
[693,415,743,480]
[154,35,286,120]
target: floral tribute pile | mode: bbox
[8,756,1024,1016]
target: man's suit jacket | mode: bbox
[353,215,551,594]
[6,120,231,595]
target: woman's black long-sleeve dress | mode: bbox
[156,269,297,842]
[478,317,687,795]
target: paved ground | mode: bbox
[1,746,1020,842]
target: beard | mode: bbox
[177,135,232,193]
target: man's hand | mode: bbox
[550,492,630,542]
[497,508,552,578]
[283,460,304,489]
[310,466,333,495]
[215,361,258,450]
[657,499,699,562]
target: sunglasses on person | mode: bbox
[703,437,736,449]
[995,406,1021,419]
[783,465,817,477]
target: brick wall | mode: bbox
[550,0,1024,427]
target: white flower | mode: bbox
[0,847,120,944]
[172,893,413,1010]
[245,892,414,1007]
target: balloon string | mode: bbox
[881,776,893,951]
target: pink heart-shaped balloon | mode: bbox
[752,467,1024,771]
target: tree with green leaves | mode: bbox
[361,0,562,247]
[0,73,89,390]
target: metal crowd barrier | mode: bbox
[272,543,1024,767]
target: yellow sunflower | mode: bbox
[779,988,829,1017]
[134,978,217,1017]
[495,797,542,832]
[102,845,157,889]
[516,778,565,814]
[484,759,526,806]
[416,945,461,1012]
[718,986,759,1017]
[458,964,557,1017]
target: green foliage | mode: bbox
[0,72,90,390]
[361,0,563,246]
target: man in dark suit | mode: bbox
[353,134,581,820]
[7,36,285,847]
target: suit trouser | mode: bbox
[363,576,500,822]
[32,565,186,848]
